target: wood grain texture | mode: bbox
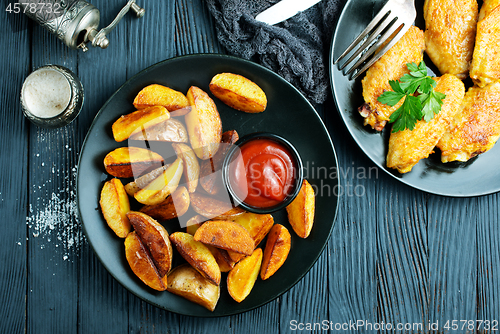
[0,11,29,334]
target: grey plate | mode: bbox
[330,0,499,197]
[77,54,339,317]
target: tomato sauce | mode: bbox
[228,138,297,208]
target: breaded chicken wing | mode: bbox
[386,74,465,173]
[470,5,500,87]
[423,0,478,80]
[359,26,425,131]
[437,82,500,162]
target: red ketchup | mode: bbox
[229,138,296,208]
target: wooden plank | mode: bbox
[375,178,428,332]
[0,11,30,334]
[427,196,477,332]
[323,100,379,333]
[74,0,134,332]
[477,193,500,328]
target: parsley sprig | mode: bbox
[377,61,446,133]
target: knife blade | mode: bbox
[255,0,322,25]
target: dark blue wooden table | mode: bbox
[1,0,499,333]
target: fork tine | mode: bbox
[337,12,397,71]
[334,0,395,65]
[348,23,411,80]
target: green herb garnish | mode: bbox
[377,61,446,133]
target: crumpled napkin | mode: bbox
[205,0,347,104]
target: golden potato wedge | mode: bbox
[134,158,183,205]
[225,212,274,246]
[184,220,235,272]
[193,220,254,255]
[286,179,315,238]
[112,106,170,142]
[169,106,191,117]
[199,130,239,195]
[140,186,190,221]
[133,84,189,111]
[167,264,220,311]
[190,192,245,219]
[227,248,263,303]
[125,231,168,291]
[99,178,131,238]
[126,211,173,277]
[209,73,267,113]
[170,232,221,285]
[124,164,170,196]
[104,147,164,179]
[260,224,291,280]
[129,118,188,143]
[172,143,200,193]
[185,86,222,160]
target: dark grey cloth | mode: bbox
[205,0,347,104]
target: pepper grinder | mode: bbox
[21,0,145,52]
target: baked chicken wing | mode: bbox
[386,74,465,173]
[359,26,425,131]
[437,82,500,162]
[423,0,478,80]
[470,4,500,87]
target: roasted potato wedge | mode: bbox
[140,186,190,221]
[286,179,315,238]
[134,158,183,205]
[124,164,170,196]
[185,219,235,272]
[199,130,239,195]
[170,232,221,285]
[99,178,131,238]
[193,220,254,255]
[104,147,164,179]
[225,212,274,246]
[125,231,168,291]
[133,84,189,111]
[129,118,188,143]
[190,192,245,219]
[209,73,267,113]
[260,224,291,280]
[112,106,170,142]
[227,248,263,303]
[126,211,173,277]
[185,86,222,160]
[172,143,200,193]
[167,264,220,311]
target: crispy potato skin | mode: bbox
[104,147,164,179]
[126,211,173,277]
[209,73,267,113]
[199,130,239,195]
[193,220,255,255]
[133,84,189,111]
[260,224,291,280]
[140,186,190,221]
[286,179,315,238]
[99,178,131,238]
[185,86,222,160]
[112,106,170,142]
[125,231,168,291]
[172,143,200,193]
[170,232,221,285]
[227,248,263,303]
[167,264,220,311]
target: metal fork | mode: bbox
[333,0,416,80]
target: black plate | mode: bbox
[77,54,339,317]
[330,0,500,197]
